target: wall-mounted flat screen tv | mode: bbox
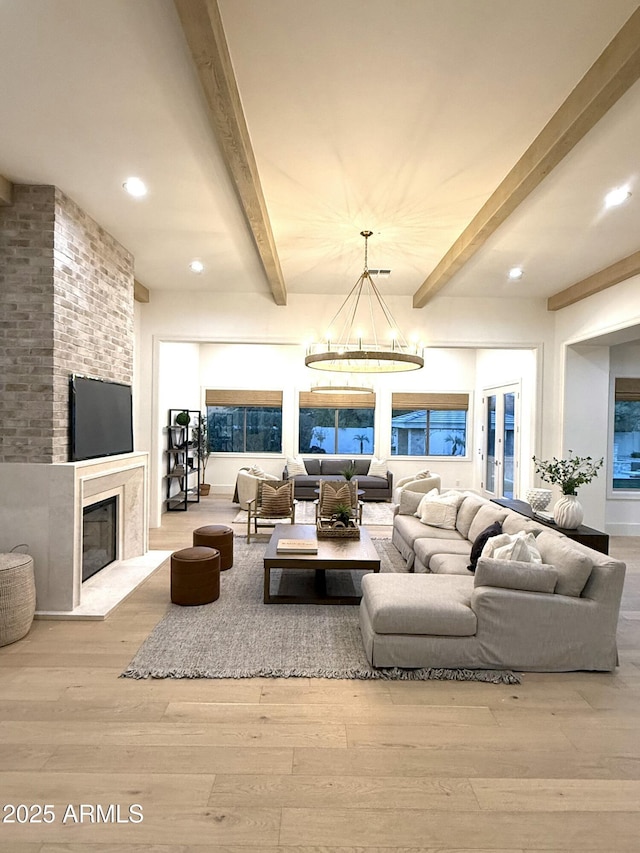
[70,375,134,462]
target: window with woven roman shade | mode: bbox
[298,392,375,455]
[206,390,283,453]
[391,392,469,457]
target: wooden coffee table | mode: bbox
[263,523,380,604]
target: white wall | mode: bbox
[551,274,640,535]
[563,345,610,530]
[474,348,539,496]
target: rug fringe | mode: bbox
[121,666,521,684]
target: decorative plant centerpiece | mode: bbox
[331,502,354,527]
[532,451,604,528]
[340,463,356,481]
[317,500,360,539]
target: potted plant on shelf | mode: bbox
[532,451,604,528]
[192,416,211,496]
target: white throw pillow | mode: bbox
[286,456,307,477]
[481,531,542,563]
[368,456,388,477]
[416,490,464,530]
[414,488,439,517]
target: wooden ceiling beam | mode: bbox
[0,174,14,205]
[134,279,150,303]
[173,0,287,306]
[547,250,640,311]
[413,6,640,308]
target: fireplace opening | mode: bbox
[82,496,118,581]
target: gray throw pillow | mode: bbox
[536,532,592,597]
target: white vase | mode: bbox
[553,494,584,529]
[525,488,553,513]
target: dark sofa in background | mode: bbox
[282,458,393,501]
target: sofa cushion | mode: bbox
[361,573,476,636]
[455,495,486,538]
[536,531,593,597]
[352,459,371,475]
[304,459,321,475]
[481,531,542,563]
[502,513,545,537]
[356,475,389,489]
[291,475,322,489]
[368,456,388,477]
[468,504,509,543]
[394,514,464,550]
[428,552,474,575]
[467,521,503,573]
[286,456,307,477]
[414,537,471,573]
[474,557,558,594]
[416,490,464,529]
[321,459,350,475]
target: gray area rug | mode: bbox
[122,538,520,684]
[233,500,394,526]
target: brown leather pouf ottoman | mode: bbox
[171,546,220,605]
[192,525,234,571]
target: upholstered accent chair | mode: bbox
[314,478,363,525]
[235,466,279,510]
[247,479,296,543]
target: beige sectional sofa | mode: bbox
[360,489,626,672]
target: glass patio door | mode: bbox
[483,385,519,499]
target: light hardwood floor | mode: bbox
[1,496,639,851]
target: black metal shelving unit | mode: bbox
[165,409,201,511]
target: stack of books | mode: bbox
[276,538,318,554]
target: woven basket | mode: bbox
[316,520,360,540]
[0,553,36,647]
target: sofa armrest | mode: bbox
[474,557,557,593]
[470,584,620,670]
[398,476,440,494]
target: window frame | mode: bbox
[205,389,283,455]
[298,391,376,456]
[390,392,470,459]
[610,377,640,495]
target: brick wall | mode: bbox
[0,184,134,463]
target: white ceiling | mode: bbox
[1,0,639,304]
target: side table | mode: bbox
[491,498,609,555]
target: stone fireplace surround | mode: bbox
[0,452,170,619]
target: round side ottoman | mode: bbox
[171,546,220,606]
[192,525,234,571]
[0,553,36,647]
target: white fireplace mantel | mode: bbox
[0,453,169,618]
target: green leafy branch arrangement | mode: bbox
[532,451,604,496]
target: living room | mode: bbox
[2,1,640,849]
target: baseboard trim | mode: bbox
[606,523,640,537]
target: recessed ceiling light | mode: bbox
[122,177,147,198]
[508,266,524,280]
[189,260,205,274]
[604,186,631,208]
